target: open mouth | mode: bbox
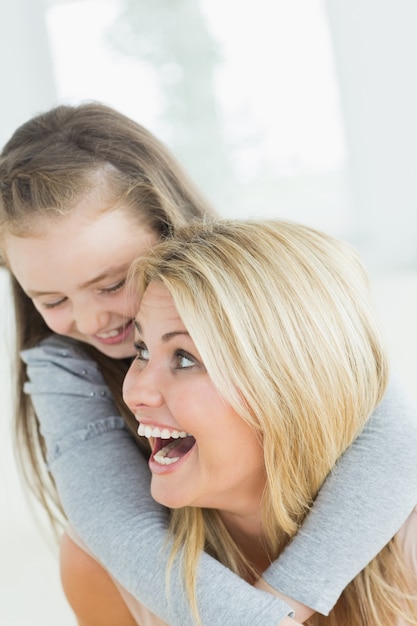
[137,422,196,466]
[152,435,196,465]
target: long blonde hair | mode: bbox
[131,218,417,625]
[0,102,216,534]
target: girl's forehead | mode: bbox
[4,207,158,290]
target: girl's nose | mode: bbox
[122,362,165,410]
[74,306,111,336]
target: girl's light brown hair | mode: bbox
[0,101,215,533]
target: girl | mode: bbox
[1,103,417,625]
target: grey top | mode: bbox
[22,335,417,625]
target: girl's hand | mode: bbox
[254,578,314,624]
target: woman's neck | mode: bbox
[219,509,272,580]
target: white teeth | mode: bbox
[96,321,132,339]
[136,424,194,466]
[154,440,181,465]
[137,422,189,439]
[97,328,120,338]
[154,455,180,465]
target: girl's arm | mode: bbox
[22,335,417,621]
[22,335,295,626]
[260,376,417,614]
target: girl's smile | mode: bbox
[4,197,157,359]
[94,319,136,346]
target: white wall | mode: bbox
[0,0,57,148]
[326,0,417,269]
[0,2,71,622]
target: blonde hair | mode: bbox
[131,218,417,625]
[0,102,216,533]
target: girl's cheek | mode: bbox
[35,306,69,334]
[32,301,49,322]
[39,310,59,331]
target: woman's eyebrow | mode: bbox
[161,331,190,342]
[134,321,189,342]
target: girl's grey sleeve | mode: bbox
[262,376,417,614]
[22,336,294,626]
[22,336,417,620]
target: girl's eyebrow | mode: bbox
[134,320,189,342]
[28,264,130,297]
[78,264,130,289]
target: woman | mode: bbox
[122,217,417,625]
[1,102,417,625]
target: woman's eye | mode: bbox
[100,279,126,295]
[133,341,150,361]
[175,351,196,369]
[41,297,67,310]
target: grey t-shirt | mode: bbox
[22,335,417,625]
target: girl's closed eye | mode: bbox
[98,279,126,295]
[40,296,67,310]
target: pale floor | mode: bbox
[0,269,416,626]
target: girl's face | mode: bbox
[4,199,158,359]
[123,282,266,519]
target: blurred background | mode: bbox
[0,1,416,624]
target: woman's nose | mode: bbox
[122,362,165,410]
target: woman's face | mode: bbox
[4,198,158,359]
[123,282,266,517]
